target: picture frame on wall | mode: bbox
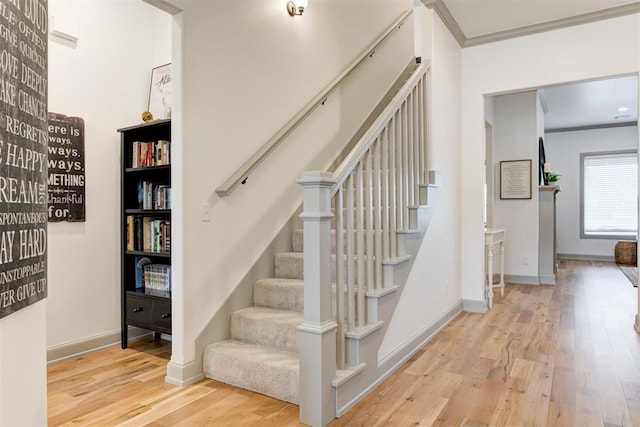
[500,159,532,200]
[148,63,172,120]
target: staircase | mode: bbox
[203,181,440,406]
[203,60,435,424]
[202,247,304,403]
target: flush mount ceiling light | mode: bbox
[287,0,308,16]
[618,106,629,112]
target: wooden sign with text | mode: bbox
[47,113,85,222]
[0,0,49,319]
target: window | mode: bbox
[581,150,638,239]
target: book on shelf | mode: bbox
[127,216,134,251]
[134,257,153,289]
[137,181,171,210]
[126,216,171,254]
[143,263,171,293]
[131,140,170,168]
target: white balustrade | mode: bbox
[299,62,430,392]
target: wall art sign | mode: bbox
[148,63,171,120]
[500,159,532,200]
[47,113,85,222]
[0,0,49,319]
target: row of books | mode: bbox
[135,257,171,292]
[132,140,170,168]
[138,181,171,210]
[126,216,171,254]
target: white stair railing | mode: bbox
[298,61,430,426]
[331,61,428,363]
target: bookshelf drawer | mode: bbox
[126,296,152,325]
[152,300,172,332]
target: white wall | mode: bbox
[461,14,640,304]
[47,0,171,351]
[545,126,639,258]
[164,0,414,382]
[491,91,539,279]
[0,304,47,426]
[379,7,462,357]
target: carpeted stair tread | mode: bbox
[203,339,299,404]
[254,278,304,312]
[231,306,302,353]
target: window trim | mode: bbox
[580,149,638,240]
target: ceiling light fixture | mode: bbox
[287,0,308,16]
[618,106,629,112]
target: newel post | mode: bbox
[297,171,337,427]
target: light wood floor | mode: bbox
[48,260,640,426]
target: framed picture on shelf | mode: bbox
[500,159,532,200]
[148,63,172,120]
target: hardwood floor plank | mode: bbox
[463,378,507,424]
[118,383,220,426]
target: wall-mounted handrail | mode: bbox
[215,9,413,197]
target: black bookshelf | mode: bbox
[118,119,172,348]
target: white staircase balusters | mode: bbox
[299,62,430,425]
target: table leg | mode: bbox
[499,241,505,297]
[487,245,494,309]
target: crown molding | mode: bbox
[422,0,640,49]
[465,2,640,47]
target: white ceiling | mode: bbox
[541,75,638,130]
[442,0,640,39]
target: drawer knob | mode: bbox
[133,307,144,313]
[161,313,171,319]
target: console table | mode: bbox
[484,228,505,308]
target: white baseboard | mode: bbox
[539,275,556,285]
[47,327,151,365]
[558,253,616,262]
[462,299,487,313]
[504,274,540,285]
[165,359,204,386]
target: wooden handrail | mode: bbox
[215,9,413,197]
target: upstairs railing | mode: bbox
[215,10,413,198]
[297,61,430,426]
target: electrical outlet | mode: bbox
[444,280,449,295]
[522,257,528,265]
[201,202,211,222]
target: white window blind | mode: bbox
[582,151,638,237]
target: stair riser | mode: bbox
[292,229,379,254]
[253,280,374,317]
[254,280,304,312]
[276,253,378,284]
[203,341,299,405]
[231,312,300,353]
